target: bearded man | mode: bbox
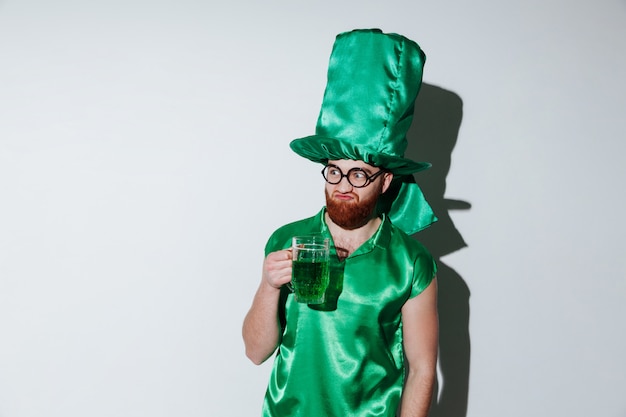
[242,29,439,417]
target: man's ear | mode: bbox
[381,172,394,193]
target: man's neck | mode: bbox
[324,211,382,258]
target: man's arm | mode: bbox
[399,278,439,417]
[242,249,292,365]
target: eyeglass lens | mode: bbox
[322,165,381,188]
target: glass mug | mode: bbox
[290,236,330,304]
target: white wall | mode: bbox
[1,1,624,416]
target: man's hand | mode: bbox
[263,249,293,289]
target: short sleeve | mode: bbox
[409,250,437,298]
[264,231,288,256]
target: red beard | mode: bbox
[325,185,382,230]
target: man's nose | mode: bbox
[336,176,354,192]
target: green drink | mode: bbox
[292,259,330,304]
[291,236,330,304]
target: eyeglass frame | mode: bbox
[321,164,387,188]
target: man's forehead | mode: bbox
[328,159,378,170]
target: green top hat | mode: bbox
[290,29,437,234]
[290,28,430,175]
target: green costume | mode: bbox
[262,209,436,416]
[256,28,438,416]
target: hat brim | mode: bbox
[290,135,431,176]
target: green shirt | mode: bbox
[262,208,436,417]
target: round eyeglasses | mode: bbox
[321,164,386,188]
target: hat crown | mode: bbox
[315,29,425,163]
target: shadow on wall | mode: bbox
[407,83,471,417]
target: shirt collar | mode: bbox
[319,208,392,256]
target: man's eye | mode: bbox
[329,168,341,176]
[351,170,367,179]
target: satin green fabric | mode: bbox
[377,175,437,235]
[261,209,436,417]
